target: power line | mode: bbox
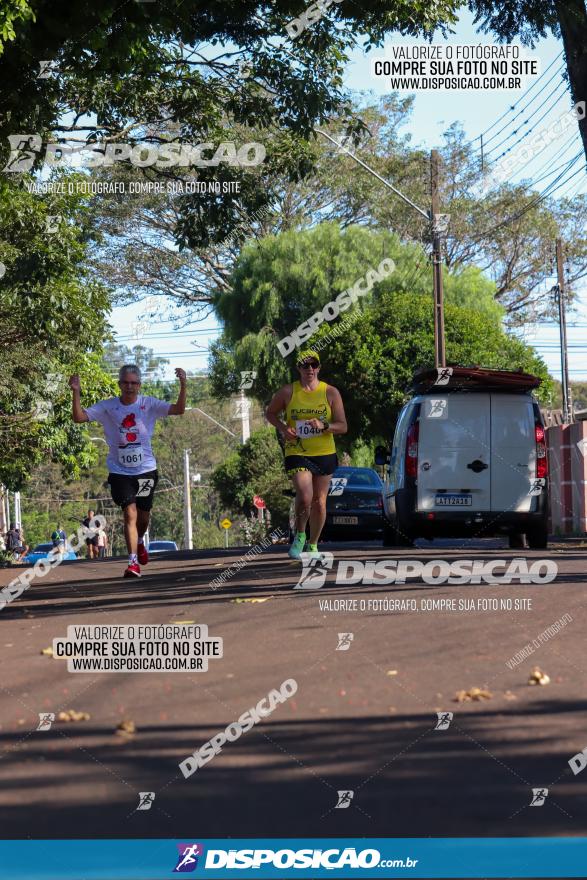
[475,52,564,142]
[467,155,585,247]
[528,149,585,189]
[509,133,581,186]
[485,78,569,160]
[117,327,221,340]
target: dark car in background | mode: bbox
[288,467,384,542]
[323,467,384,540]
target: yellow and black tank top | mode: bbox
[283,380,335,457]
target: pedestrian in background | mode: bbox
[97,527,108,559]
[5,524,28,561]
[82,509,100,559]
[51,525,67,551]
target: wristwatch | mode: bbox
[321,419,330,431]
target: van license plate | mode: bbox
[333,516,359,525]
[435,494,472,506]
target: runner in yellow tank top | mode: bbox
[266,350,347,562]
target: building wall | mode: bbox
[546,422,587,535]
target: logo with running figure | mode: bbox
[294,552,334,590]
[529,788,548,807]
[173,843,204,872]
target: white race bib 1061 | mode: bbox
[296,420,322,438]
[118,446,143,468]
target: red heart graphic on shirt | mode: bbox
[126,432,137,442]
[121,414,136,429]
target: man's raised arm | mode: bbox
[168,367,187,416]
[69,375,89,423]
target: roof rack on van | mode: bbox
[409,366,542,394]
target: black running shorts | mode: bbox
[284,453,338,477]
[108,469,159,511]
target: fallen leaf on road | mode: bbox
[40,647,53,656]
[453,687,493,702]
[528,667,550,686]
[58,709,90,722]
[504,690,518,700]
[170,620,195,624]
[386,670,398,676]
[115,719,136,737]
[232,597,273,604]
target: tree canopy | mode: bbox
[87,97,587,327]
[209,223,553,438]
[0,176,113,488]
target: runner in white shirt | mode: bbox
[69,364,186,578]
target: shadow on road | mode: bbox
[0,700,585,839]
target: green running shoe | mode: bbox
[288,532,307,559]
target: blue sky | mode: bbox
[110,8,586,384]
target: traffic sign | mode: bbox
[253,495,266,509]
[220,518,232,529]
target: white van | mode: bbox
[375,367,549,549]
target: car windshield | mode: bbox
[333,468,382,487]
[150,541,175,549]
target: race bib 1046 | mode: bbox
[296,420,322,438]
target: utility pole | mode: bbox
[14,492,21,530]
[0,485,6,534]
[183,448,193,550]
[239,390,251,443]
[316,129,448,371]
[431,150,446,369]
[556,238,572,424]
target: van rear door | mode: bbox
[417,393,491,512]
[490,394,536,512]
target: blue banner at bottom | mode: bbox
[0,838,586,879]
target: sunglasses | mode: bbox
[120,380,140,385]
[298,361,320,369]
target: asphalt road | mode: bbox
[0,540,586,841]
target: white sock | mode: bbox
[129,553,138,565]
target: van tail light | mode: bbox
[377,496,383,509]
[535,423,548,478]
[406,421,419,478]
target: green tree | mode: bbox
[209,222,506,399]
[212,428,291,529]
[102,342,170,383]
[0,0,460,247]
[0,177,114,488]
[87,97,586,328]
[209,224,552,442]
[308,290,553,442]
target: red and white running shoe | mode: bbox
[123,562,141,578]
[137,544,149,566]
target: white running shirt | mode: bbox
[84,395,171,476]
